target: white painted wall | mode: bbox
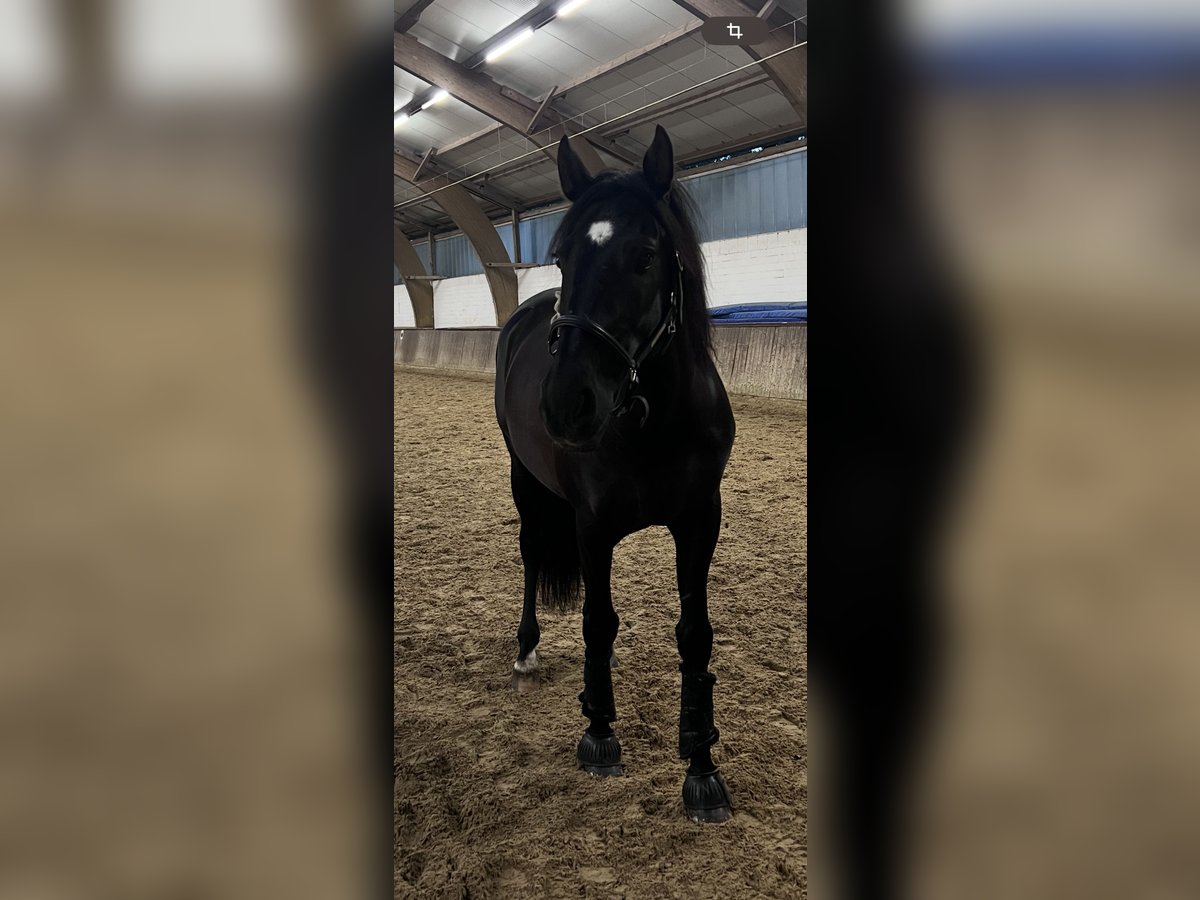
[432,276,495,328]
[394,227,806,327]
[704,229,807,308]
[514,265,563,302]
[393,289,415,328]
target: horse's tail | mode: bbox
[534,498,581,612]
[504,423,581,613]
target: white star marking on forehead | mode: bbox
[587,220,614,245]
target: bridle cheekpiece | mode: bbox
[547,249,685,396]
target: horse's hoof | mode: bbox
[509,672,539,693]
[683,768,732,823]
[577,731,624,777]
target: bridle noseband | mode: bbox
[547,250,685,407]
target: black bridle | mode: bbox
[547,250,684,411]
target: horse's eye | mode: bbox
[636,249,655,273]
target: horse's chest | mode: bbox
[576,452,711,526]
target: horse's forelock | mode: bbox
[550,171,713,355]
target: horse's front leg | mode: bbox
[575,523,623,776]
[670,493,732,822]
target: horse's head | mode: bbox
[539,125,684,450]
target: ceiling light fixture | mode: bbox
[485,27,534,63]
[394,113,409,129]
[421,89,449,109]
[556,0,591,16]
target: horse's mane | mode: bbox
[549,172,714,357]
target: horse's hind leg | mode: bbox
[512,518,541,675]
[509,459,544,677]
[670,494,732,822]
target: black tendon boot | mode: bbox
[680,670,732,822]
[577,654,622,776]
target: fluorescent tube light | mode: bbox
[421,89,449,110]
[557,0,591,17]
[485,27,533,63]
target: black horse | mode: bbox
[494,126,737,823]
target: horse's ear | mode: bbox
[557,135,594,202]
[642,125,674,199]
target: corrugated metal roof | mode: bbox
[394,0,806,236]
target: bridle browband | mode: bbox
[547,249,685,414]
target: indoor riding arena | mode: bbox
[394,2,807,896]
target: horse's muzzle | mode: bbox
[539,386,609,451]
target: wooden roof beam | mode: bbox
[429,20,707,160]
[410,72,774,191]
[396,147,522,211]
[669,0,807,120]
[394,153,518,325]
[394,0,437,34]
[394,226,435,327]
[394,31,606,174]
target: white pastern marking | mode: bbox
[587,220,614,245]
[513,648,538,674]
